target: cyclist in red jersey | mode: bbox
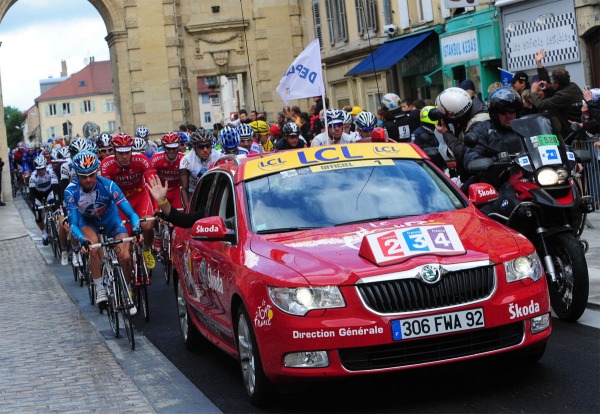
[99,133,157,270]
[149,132,184,209]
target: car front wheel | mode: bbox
[175,274,201,350]
[236,305,274,406]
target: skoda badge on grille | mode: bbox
[418,265,442,284]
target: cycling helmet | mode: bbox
[86,139,98,154]
[132,137,147,152]
[371,127,388,142]
[34,155,47,170]
[219,126,240,150]
[17,142,25,149]
[189,129,213,146]
[589,88,600,103]
[249,120,270,134]
[324,109,345,125]
[58,146,71,160]
[161,132,181,148]
[237,123,255,139]
[26,142,35,150]
[434,87,472,120]
[381,93,402,112]
[50,148,61,163]
[72,150,100,175]
[69,137,89,157]
[97,133,112,148]
[343,111,352,125]
[269,124,281,138]
[487,87,523,129]
[111,133,134,152]
[282,122,300,136]
[419,106,438,126]
[355,111,377,131]
[135,125,149,138]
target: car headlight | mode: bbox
[268,286,345,316]
[536,168,568,186]
[505,252,543,283]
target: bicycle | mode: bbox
[126,216,156,322]
[156,214,174,284]
[90,232,136,350]
[36,201,61,258]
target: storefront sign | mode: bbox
[440,30,478,65]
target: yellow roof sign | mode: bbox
[243,143,423,180]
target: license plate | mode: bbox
[391,308,485,340]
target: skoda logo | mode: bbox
[419,265,442,285]
[501,199,509,209]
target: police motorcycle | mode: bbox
[465,114,595,322]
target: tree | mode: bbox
[4,106,26,149]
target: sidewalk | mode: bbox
[0,199,220,413]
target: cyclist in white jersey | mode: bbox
[311,109,359,147]
[29,155,60,246]
[180,129,221,209]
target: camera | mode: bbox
[383,24,398,36]
[427,108,445,122]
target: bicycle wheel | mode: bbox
[161,224,172,284]
[104,265,119,337]
[136,284,150,322]
[52,220,61,259]
[116,265,135,350]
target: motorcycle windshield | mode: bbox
[511,115,569,170]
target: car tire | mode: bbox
[236,305,274,406]
[175,273,201,350]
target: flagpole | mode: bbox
[321,61,328,133]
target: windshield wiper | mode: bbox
[256,226,320,234]
[334,215,412,227]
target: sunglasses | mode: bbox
[99,148,114,153]
[194,144,212,149]
[240,138,253,142]
[77,172,97,179]
[498,109,517,115]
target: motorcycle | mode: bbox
[464,114,595,322]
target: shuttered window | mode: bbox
[325,0,348,45]
[312,0,323,48]
[356,0,377,36]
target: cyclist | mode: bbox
[150,132,185,210]
[311,109,357,146]
[237,123,259,154]
[100,133,157,270]
[180,129,221,209]
[28,155,60,246]
[249,120,274,153]
[412,106,447,172]
[353,111,377,142]
[65,150,140,312]
[342,111,353,135]
[96,133,114,161]
[219,126,249,156]
[136,125,157,159]
[275,122,307,150]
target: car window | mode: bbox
[244,159,466,233]
[190,172,217,217]
[208,173,236,229]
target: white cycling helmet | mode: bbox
[435,87,472,120]
[381,93,402,112]
[342,111,352,125]
[132,137,147,152]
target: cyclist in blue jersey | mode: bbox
[64,150,141,312]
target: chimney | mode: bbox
[61,60,67,77]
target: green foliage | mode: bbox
[3,106,26,149]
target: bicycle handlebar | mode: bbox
[90,236,135,250]
[122,217,156,224]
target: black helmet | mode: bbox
[487,87,523,129]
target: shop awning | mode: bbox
[345,31,432,77]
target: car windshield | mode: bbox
[245,159,465,233]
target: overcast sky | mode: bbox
[0,0,110,111]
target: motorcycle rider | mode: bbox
[463,87,524,190]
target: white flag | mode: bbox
[276,39,324,105]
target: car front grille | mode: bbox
[339,322,523,371]
[357,265,495,313]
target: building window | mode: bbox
[209,94,220,105]
[204,112,212,124]
[368,92,383,116]
[108,121,116,131]
[105,100,115,113]
[49,127,56,138]
[201,94,211,104]
[312,0,323,48]
[356,0,377,36]
[325,0,348,45]
[62,102,71,115]
[48,104,57,116]
[83,100,93,113]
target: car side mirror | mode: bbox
[191,216,236,243]
[468,183,498,206]
[467,157,494,171]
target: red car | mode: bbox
[171,143,551,405]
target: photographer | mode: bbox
[433,87,489,185]
[530,49,584,138]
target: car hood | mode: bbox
[249,208,529,285]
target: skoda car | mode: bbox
[170,143,551,405]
